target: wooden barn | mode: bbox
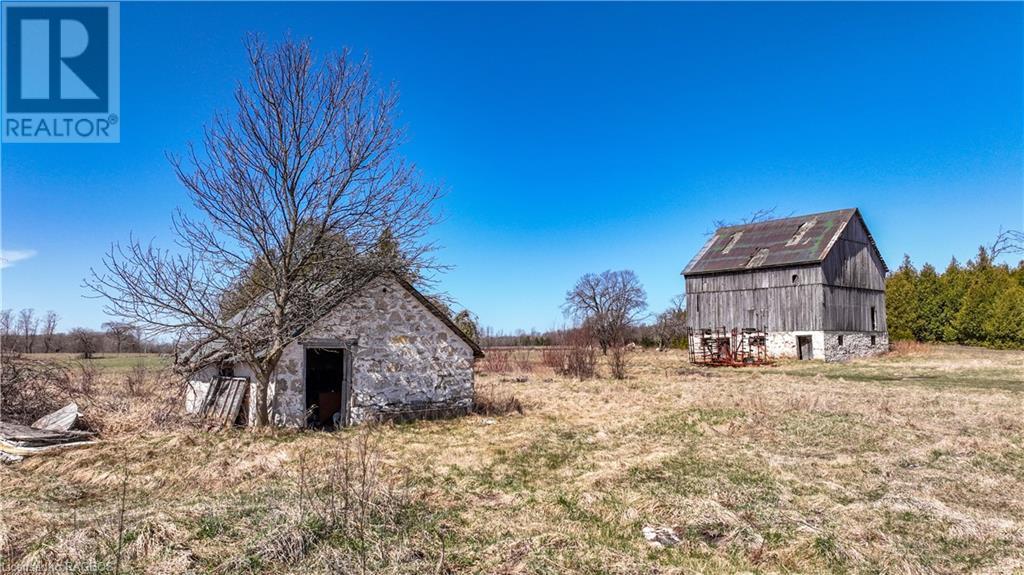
[684,208,888,362]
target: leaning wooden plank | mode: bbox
[31,402,80,432]
[196,377,248,427]
[198,377,218,418]
[219,377,249,426]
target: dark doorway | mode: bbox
[797,336,813,360]
[305,348,349,428]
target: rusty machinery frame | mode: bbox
[687,326,771,367]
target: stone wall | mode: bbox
[766,331,825,360]
[269,276,476,426]
[766,330,888,362]
[822,331,889,362]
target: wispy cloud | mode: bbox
[0,249,38,269]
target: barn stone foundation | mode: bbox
[766,331,825,360]
[822,331,888,362]
[766,330,887,362]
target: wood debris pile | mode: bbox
[0,402,96,463]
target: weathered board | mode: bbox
[31,402,80,432]
[198,377,250,426]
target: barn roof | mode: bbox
[683,208,887,276]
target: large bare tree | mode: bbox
[103,321,134,353]
[16,309,38,353]
[563,270,648,355]
[42,311,59,353]
[654,294,687,351]
[0,309,12,351]
[87,37,440,426]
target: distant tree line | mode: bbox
[886,244,1024,349]
[0,308,171,357]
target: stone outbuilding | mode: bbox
[185,274,483,427]
[684,208,889,361]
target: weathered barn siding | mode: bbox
[688,282,824,332]
[821,217,887,291]
[822,286,887,332]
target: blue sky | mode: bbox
[2,1,1022,333]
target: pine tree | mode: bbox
[984,284,1024,348]
[916,263,943,342]
[940,257,969,343]
[953,248,1004,345]
[885,255,920,341]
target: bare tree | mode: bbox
[563,270,648,359]
[708,206,792,235]
[988,227,1024,261]
[42,311,59,353]
[86,36,440,426]
[16,309,38,353]
[654,294,687,351]
[103,321,135,354]
[0,309,12,351]
[69,328,99,359]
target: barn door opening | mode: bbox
[305,348,350,428]
[797,336,813,360]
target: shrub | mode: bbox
[0,350,74,424]
[472,379,524,417]
[514,349,534,374]
[480,348,512,374]
[561,327,598,380]
[541,347,568,370]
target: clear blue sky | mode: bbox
[2,1,1022,333]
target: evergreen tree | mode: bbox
[984,284,1024,348]
[884,248,1024,350]
[953,248,1003,345]
[940,257,969,343]
[915,263,943,342]
[885,255,920,340]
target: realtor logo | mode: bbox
[2,2,120,143]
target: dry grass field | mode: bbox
[2,344,1023,574]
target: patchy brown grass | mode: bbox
[2,345,1023,574]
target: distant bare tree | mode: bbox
[988,227,1024,261]
[708,206,792,235]
[655,294,687,351]
[86,36,440,426]
[103,321,135,353]
[42,311,59,353]
[563,270,648,361]
[69,328,99,359]
[16,309,38,353]
[0,309,12,351]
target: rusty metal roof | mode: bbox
[683,208,884,276]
